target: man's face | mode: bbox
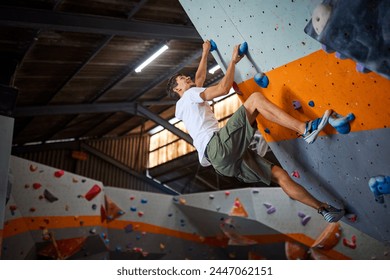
[173,75,195,96]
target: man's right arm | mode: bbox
[200,44,242,101]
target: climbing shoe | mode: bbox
[318,205,345,223]
[302,109,332,144]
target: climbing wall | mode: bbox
[0,115,14,258]
[3,156,107,259]
[4,156,279,259]
[175,188,390,259]
[3,156,389,259]
[179,0,390,243]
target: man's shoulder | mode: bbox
[185,86,206,94]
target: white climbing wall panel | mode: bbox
[180,0,322,82]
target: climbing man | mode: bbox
[166,40,345,223]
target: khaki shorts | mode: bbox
[206,105,273,185]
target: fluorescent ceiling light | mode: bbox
[135,45,169,73]
[208,64,221,74]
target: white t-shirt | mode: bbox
[175,87,219,166]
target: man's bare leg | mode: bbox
[243,92,307,134]
[271,165,345,222]
[271,165,325,210]
[243,91,332,144]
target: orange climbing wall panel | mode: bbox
[237,50,390,142]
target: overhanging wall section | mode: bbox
[179,0,390,243]
[13,134,161,193]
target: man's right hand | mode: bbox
[232,44,243,64]
[203,40,211,53]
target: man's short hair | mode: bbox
[166,73,183,100]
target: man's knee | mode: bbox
[271,165,289,184]
[247,91,268,106]
[250,91,265,100]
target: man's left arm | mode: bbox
[195,41,211,87]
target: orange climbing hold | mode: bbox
[229,198,249,217]
[104,195,125,223]
[38,236,86,260]
[312,222,341,250]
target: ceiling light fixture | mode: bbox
[208,64,221,74]
[135,45,169,73]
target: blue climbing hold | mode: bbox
[328,112,355,134]
[254,73,269,88]
[368,175,390,204]
[130,206,137,212]
[141,199,148,204]
[308,100,315,107]
[239,42,248,56]
[264,128,270,134]
[210,39,217,52]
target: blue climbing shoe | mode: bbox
[302,109,332,144]
[318,205,345,223]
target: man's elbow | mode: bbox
[219,84,231,95]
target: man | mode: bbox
[167,41,344,222]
